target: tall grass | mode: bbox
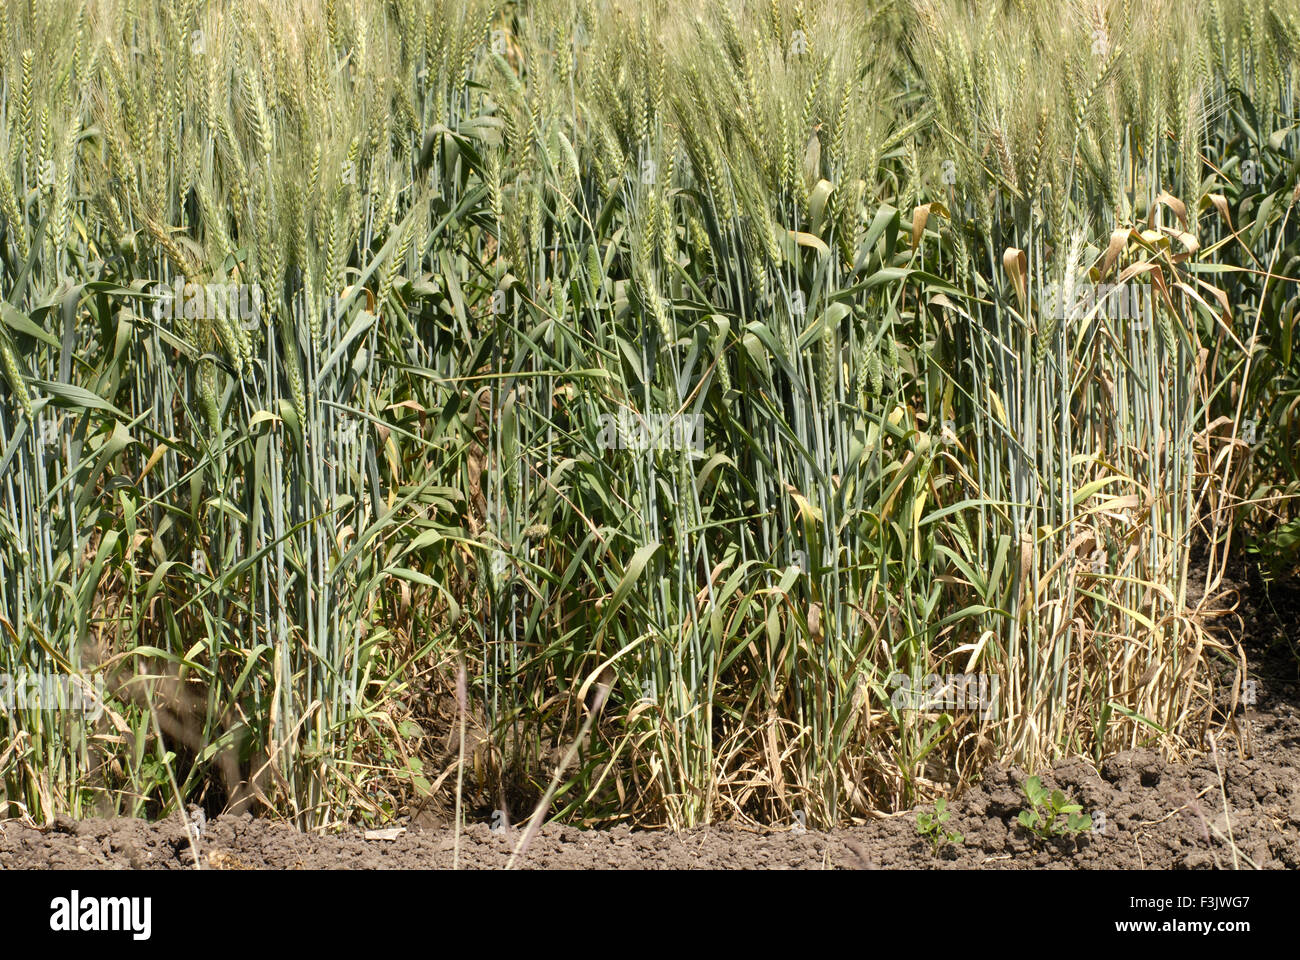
[0,0,1296,830]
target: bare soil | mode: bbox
[3,565,1297,870]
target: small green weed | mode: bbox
[1017,776,1091,840]
[916,797,964,855]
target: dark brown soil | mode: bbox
[3,565,1297,870]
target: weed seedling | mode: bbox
[1017,776,1091,840]
[916,798,964,855]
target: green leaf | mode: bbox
[598,541,662,634]
[1024,776,1045,804]
[1,301,61,348]
[31,379,128,416]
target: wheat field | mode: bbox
[0,0,1297,832]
